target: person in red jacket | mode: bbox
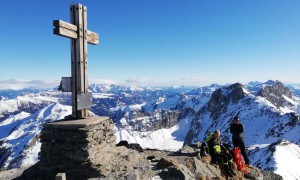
[230,116,251,167]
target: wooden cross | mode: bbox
[53,3,99,119]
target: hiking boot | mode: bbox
[229,168,237,176]
[245,164,253,168]
[223,164,234,177]
[228,162,237,176]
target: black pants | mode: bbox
[232,137,250,164]
[213,152,232,164]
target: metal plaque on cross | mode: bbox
[53,3,99,119]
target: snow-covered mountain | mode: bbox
[0,91,72,169]
[0,88,41,100]
[0,81,300,179]
[249,140,300,180]
[286,84,300,96]
[184,81,300,144]
[183,81,300,179]
[0,85,197,168]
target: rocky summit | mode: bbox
[1,115,281,180]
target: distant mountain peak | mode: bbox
[247,81,262,86]
[264,80,276,86]
[258,80,293,108]
[229,83,249,102]
[207,82,247,120]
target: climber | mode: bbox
[230,116,251,167]
[207,130,236,177]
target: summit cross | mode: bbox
[53,3,99,119]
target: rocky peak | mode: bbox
[264,80,276,85]
[227,83,248,103]
[207,83,247,120]
[257,80,293,108]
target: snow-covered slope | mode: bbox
[272,141,300,179]
[0,103,71,169]
[183,81,300,179]
[112,84,217,147]
[0,88,41,100]
[249,140,300,180]
[115,115,193,151]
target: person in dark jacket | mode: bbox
[207,130,236,177]
[230,116,251,166]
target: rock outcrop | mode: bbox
[117,107,195,132]
[208,83,247,120]
[258,80,293,108]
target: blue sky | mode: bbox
[1,0,300,88]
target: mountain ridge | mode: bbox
[0,80,299,179]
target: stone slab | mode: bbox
[43,116,110,129]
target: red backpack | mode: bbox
[233,147,249,174]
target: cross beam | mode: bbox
[53,20,99,45]
[53,3,99,119]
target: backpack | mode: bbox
[233,147,249,174]
[205,133,214,143]
[199,133,214,157]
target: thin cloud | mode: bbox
[179,77,207,83]
[0,79,59,90]
[124,78,149,84]
[89,79,118,85]
[0,77,212,90]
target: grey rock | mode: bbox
[262,170,283,180]
[258,80,293,108]
[158,165,195,180]
[208,83,246,120]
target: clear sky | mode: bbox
[1,0,300,88]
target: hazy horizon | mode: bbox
[0,78,300,90]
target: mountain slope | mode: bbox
[249,140,300,180]
[0,103,71,169]
[183,81,300,179]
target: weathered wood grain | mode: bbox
[53,20,77,31]
[53,20,98,44]
[87,30,99,45]
[53,27,77,39]
[70,4,77,118]
[83,5,89,116]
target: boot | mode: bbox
[223,164,234,177]
[229,162,237,176]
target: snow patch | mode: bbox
[115,118,192,151]
[273,142,300,180]
[92,93,115,99]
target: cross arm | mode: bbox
[53,20,77,39]
[53,20,99,45]
[86,30,99,45]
